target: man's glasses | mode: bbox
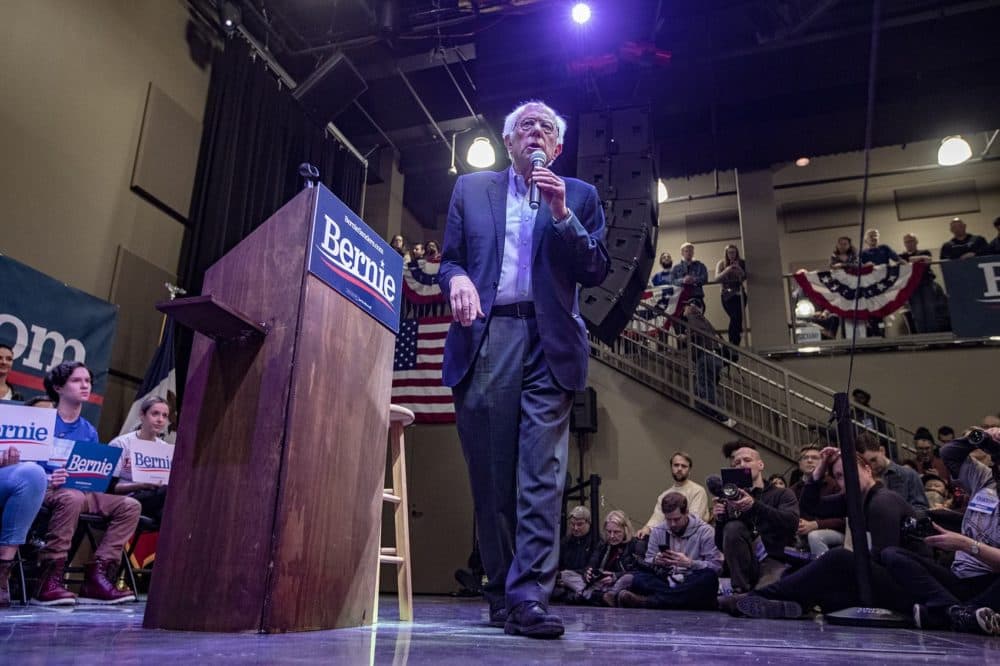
[517,117,557,136]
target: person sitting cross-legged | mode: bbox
[612,492,722,610]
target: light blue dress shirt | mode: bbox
[495,167,538,305]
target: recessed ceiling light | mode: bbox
[795,157,810,167]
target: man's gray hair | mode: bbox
[502,100,568,155]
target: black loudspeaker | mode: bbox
[570,387,598,433]
[580,281,647,345]
[610,107,652,154]
[577,155,612,201]
[292,51,368,124]
[610,154,656,201]
[606,225,654,263]
[607,198,656,230]
[578,112,611,157]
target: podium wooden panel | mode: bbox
[143,187,396,633]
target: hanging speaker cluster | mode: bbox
[577,107,658,345]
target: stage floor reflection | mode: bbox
[1,595,997,664]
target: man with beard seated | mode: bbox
[611,492,722,609]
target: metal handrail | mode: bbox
[589,297,916,462]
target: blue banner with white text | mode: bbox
[0,254,118,426]
[306,185,403,334]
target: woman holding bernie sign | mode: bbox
[109,396,173,525]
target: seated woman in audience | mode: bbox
[108,396,173,526]
[0,344,24,401]
[571,510,643,605]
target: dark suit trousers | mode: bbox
[453,315,573,611]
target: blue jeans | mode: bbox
[0,462,47,546]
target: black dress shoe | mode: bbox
[488,606,508,628]
[504,601,564,639]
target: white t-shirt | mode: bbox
[108,430,172,481]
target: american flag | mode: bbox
[391,316,455,423]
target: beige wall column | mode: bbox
[362,149,405,241]
[736,169,789,350]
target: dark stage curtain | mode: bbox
[178,37,364,296]
[175,37,365,393]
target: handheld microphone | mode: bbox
[528,149,546,210]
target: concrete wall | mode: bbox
[774,346,999,437]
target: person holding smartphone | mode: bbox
[882,427,1000,635]
[610,492,722,609]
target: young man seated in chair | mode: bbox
[31,362,140,605]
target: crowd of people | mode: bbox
[552,420,1000,636]
[648,215,1000,344]
[0,356,172,608]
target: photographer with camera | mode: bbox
[713,443,799,594]
[734,446,926,619]
[612,492,722,609]
[882,427,1000,635]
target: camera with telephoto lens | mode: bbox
[966,428,987,446]
[901,511,936,539]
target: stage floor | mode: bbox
[2,595,998,664]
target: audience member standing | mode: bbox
[650,253,673,286]
[859,229,901,266]
[940,217,989,260]
[899,233,949,333]
[715,245,747,346]
[830,236,858,269]
[986,216,1000,255]
[669,243,709,303]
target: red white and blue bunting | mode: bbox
[401,257,446,304]
[793,262,927,320]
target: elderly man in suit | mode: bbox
[439,100,609,638]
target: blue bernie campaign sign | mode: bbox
[62,441,121,493]
[307,184,404,334]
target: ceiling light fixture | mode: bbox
[466,137,496,169]
[571,3,592,25]
[795,157,810,167]
[657,180,668,203]
[220,1,241,35]
[937,135,972,166]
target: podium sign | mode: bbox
[307,185,404,333]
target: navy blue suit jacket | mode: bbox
[438,169,610,391]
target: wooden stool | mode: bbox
[375,404,414,622]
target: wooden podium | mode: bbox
[143,186,397,633]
